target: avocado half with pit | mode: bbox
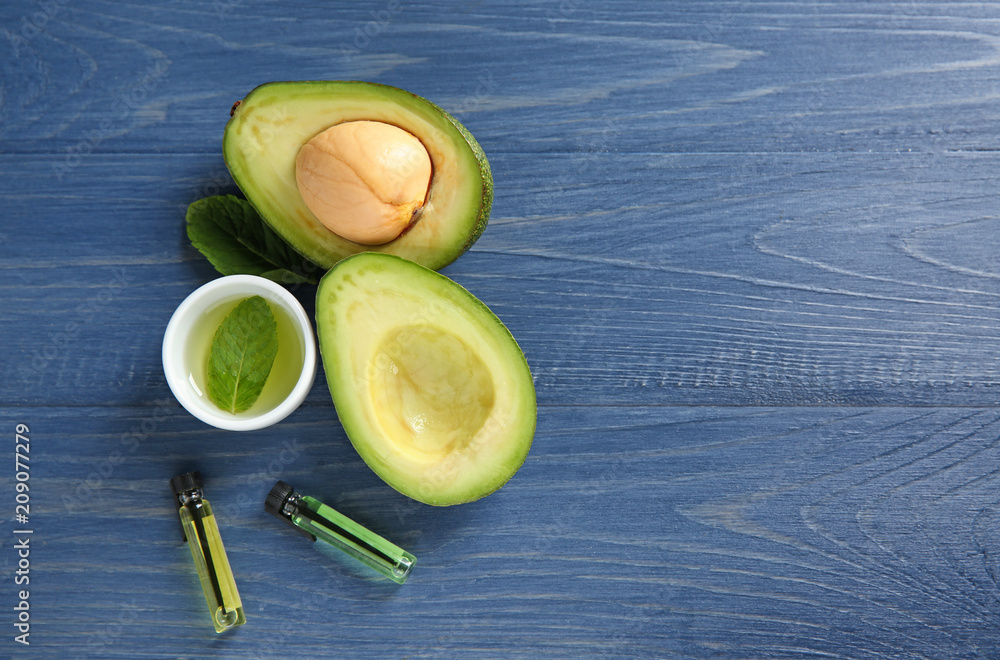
[317,253,535,506]
[224,81,492,271]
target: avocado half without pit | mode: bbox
[316,253,536,506]
[224,81,493,271]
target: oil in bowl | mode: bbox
[184,295,305,417]
[163,275,317,431]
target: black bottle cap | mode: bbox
[170,471,204,543]
[265,480,316,541]
[170,471,203,496]
[265,480,294,517]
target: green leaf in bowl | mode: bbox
[207,295,279,414]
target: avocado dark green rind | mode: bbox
[419,94,494,258]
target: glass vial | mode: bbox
[265,480,416,584]
[171,471,246,633]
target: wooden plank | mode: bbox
[5,404,1000,657]
[4,2,1000,157]
[3,151,999,407]
[4,0,1000,657]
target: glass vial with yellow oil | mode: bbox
[171,471,246,632]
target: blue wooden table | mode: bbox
[4,1,1000,658]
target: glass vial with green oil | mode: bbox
[265,480,416,584]
[171,472,246,632]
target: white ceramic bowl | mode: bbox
[163,275,317,431]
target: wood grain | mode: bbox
[9,405,1000,658]
[3,1,1000,658]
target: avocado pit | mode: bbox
[295,120,432,246]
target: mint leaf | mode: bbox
[186,195,322,285]
[207,296,279,414]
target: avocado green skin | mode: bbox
[433,98,493,258]
[223,81,493,272]
[316,253,535,506]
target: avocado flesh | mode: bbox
[224,81,492,271]
[316,253,535,506]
